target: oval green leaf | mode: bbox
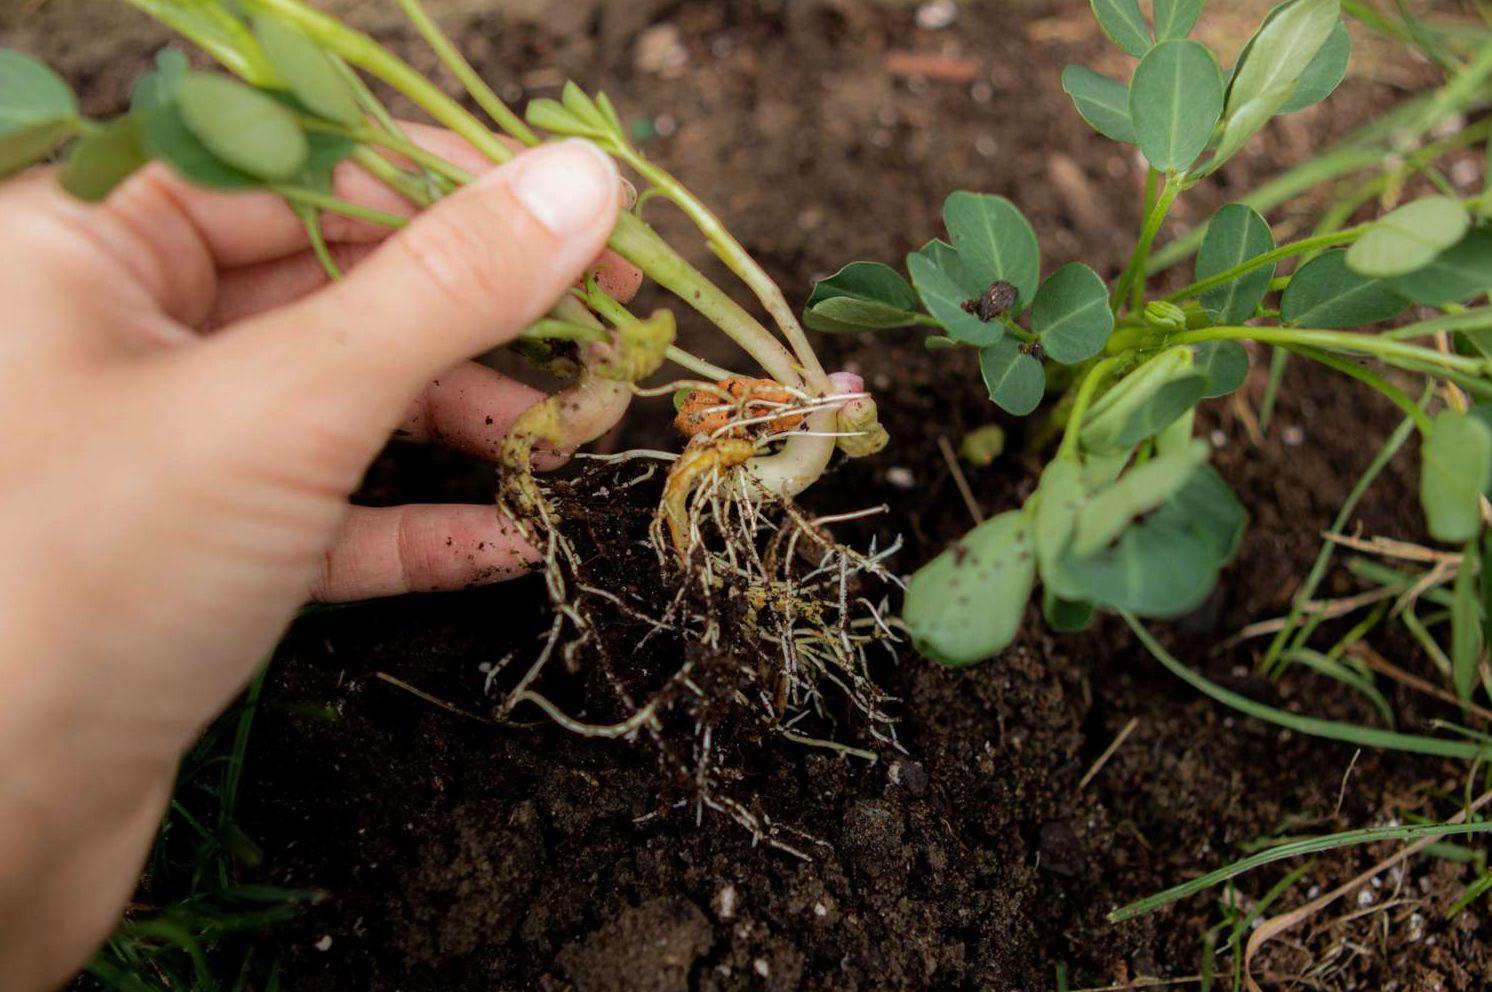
[1193,340,1250,398]
[1154,0,1205,40]
[254,17,363,126]
[1196,203,1276,324]
[904,511,1037,666]
[1129,40,1224,173]
[1032,262,1114,364]
[1346,195,1471,278]
[176,72,309,182]
[1054,466,1245,617]
[908,240,1003,347]
[1278,19,1351,114]
[1280,249,1408,328]
[139,96,259,190]
[943,191,1042,310]
[805,261,919,333]
[1091,0,1152,57]
[61,116,148,202]
[1061,65,1135,144]
[0,49,77,134]
[980,337,1045,416]
[1214,0,1341,166]
[1421,410,1492,545]
[1386,227,1492,306]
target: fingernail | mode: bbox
[506,139,619,237]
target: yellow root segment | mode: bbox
[499,370,631,520]
[661,437,756,552]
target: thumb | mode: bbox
[203,138,622,430]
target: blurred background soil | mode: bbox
[7,1,1492,989]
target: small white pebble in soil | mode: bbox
[1409,912,1426,942]
[1452,158,1481,189]
[655,114,678,138]
[314,935,333,952]
[971,81,993,104]
[1357,887,1376,907]
[887,466,916,489]
[976,135,999,159]
[1371,874,1383,888]
[916,0,958,30]
[753,959,771,978]
[478,661,493,673]
[813,902,829,918]
[715,884,738,921]
[1210,429,1229,448]
[1282,425,1306,446]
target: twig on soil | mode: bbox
[373,672,492,723]
[937,434,985,525]
[1078,716,1139,790]
[1350,642,1492,724]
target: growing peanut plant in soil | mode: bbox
[817,0,1492,701]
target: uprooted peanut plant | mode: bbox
[1,0,902,849]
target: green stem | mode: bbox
[306,120,478,186]
[1110,819,1492,923]
[1168,326,1488,375]
[1130,169,1163,312]
[1285,345,1434,434]
[1112,176,1179,312]
[119,0,277,85]
[608,212,805,388]
[1058,356,1126,461]
[270,186,409,228]
[350,146,435,207]
[1382,306,1492,340]
[1163,225,1371,303]
[612,147,827,386]
[581,279,737,380]
[387,0,539,146]
[1124,613,1492,761]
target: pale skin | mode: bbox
[0,133,636,990]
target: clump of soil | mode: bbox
[20,0,1492,988]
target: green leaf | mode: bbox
[138,96,259,190]
[1072,439,1210,557]
[980,337,1045,416]
[0,118,77,179]
[1280,249,1408,328]
[1278,19,1351,114]
[1061,65,1136,143]
[1346,196,1471,278]
[1421,410,1492,545]
[1196,203,1276,324]
[1193,340,1250,398]
[1043,589,1096,633]
[0,49,77,135]
[908,241,1003,347]
[943,192,1042,310]
[1154,0,1205,40]
[1129,40,1224,173]
[1032,262,1114,364]
[176,73,309,182]
[1386,227,1492,306]
[1452,541,1483,701]
[303,128,356,174]
[1054,466,1245,617]
[60,117,147,202]
[1214,0,1341,167]
[1091,0,1152,56]
[253,17,362,126]
[1081,347,1206,453]
[904,510,1037,666]
[804,261,919,333]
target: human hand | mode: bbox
[0,133,630,990]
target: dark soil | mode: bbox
[15,0,1492,988]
